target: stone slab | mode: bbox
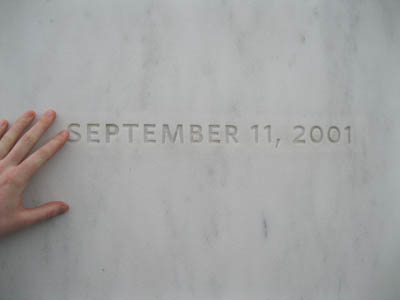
[0,1,399,299]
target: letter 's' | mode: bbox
[68,123,81,142]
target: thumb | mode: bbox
[18,202,69,228]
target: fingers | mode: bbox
[0,110,35,160]
[0,201,68,237]
[17,201,69,229]
[17,130,69,186]
[0,120,8,139]
[6,110,56,165]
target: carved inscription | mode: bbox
[68,123,352,147]
[68,124,240,144]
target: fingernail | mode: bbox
[24,110,35,119]
[45,110,56,118]
[59,204,69,214]
[0,120,7,129]
[61,130,69,138]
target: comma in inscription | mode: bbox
[68,123,351,146]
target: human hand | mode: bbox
[0,110,69,237]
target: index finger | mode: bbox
[17,130,69,186]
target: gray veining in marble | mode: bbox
[0,1,399,299]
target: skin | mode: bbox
[0,109,69,237]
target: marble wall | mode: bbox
[0,1,399,299]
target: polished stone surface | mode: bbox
[0,1,399,299]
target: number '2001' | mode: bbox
[293,126,351,144]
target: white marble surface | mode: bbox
[0,1,399,299]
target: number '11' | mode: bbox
[251,125,271,143]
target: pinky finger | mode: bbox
[17,130,69,186]
[0,120,8,139]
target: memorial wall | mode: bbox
[0,1,399,299]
